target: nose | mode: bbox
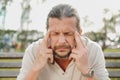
[58,34,66,44]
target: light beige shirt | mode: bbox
[17,37,110,80]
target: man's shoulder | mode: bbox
[23,39,43,58]
[26,39,42,51]
[84,37,101,50]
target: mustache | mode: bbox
[54,45,71,50]
[53,50,71,59]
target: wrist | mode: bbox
[31,65,43,73]
[81,68,94,78]
[81,68,90,74]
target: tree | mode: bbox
[82,16,94,28]
[100,9,120,50]
[20,0,31,32]
[0,0,12,30]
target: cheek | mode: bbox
[50,38,56,49]
[67,38,75,48]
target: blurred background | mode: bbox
[0,0,120,80]
[0,0,120,52]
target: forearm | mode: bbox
[24,68,41,80]
[81,68,98,80]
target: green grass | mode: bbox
[104,48,120,52]
[110,78,120,80]
[0,59,21,62]
[0,78,16,80]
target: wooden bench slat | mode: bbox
[0,53,24,59]
[106,62,120,68]
[0,52,120,78]
[0,62,22,68]
[104,52,120,59]
[2,62,119,69]
[109,71,120,78]
[0,71,120,78]
[1,52,120,59]
[0,71,19,78]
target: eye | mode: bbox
[50,32,59,36]
[64,32,74,36]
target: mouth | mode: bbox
[56,47,68,51]
[53,50,71,59]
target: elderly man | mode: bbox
[17,4,110,80]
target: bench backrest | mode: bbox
[0,52,23,78]
[104,52,120,78]
[0,52,120,78]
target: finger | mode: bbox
[79,36,86,48]
[46,49,53,54]
[72,48,79,54]
[69,53,77,61]
[47,53,53,63]
[43,30,51,47]
[50,55,54,63]
[46,49,53,63]
[74,31,85,48]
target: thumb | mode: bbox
[47,53,54,64]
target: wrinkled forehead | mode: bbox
[48,17,78,32]
[49,27,75,33]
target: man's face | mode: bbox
[48,17,79,59]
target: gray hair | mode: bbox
[46,4,80,31]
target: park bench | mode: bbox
[0,52,23,78]
[0,52,120,79]
[104,52,120,78]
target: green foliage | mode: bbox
[84,31,120,50]
[17,30,43,42]
[84,32,106,42]
[0,30,43,52]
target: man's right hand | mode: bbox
[25,31,53,80]
[33,31,53,72]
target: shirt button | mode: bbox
[62,73,65,75]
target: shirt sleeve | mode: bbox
[17,42,38,80]
[88,42,110,80]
